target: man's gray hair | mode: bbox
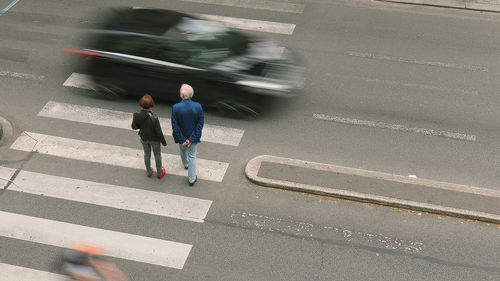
[180,84,194,99]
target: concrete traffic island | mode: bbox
[376,0,500,13]
[246,155,500,224]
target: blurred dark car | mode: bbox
[65,7,305,115]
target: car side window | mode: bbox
[158,40,229,67]
[156,40,192,64]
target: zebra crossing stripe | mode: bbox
[134,7,296,34]
[62,73,94,90]
[194,13,296,34]
[182,0,305,14]
[0,165,16,185]
[0,263,67,281]
[10,132,229,182]
[0,211,192,269]
[39,100,244,147]
[0,167,212,223]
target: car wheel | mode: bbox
[214,100,259,118]
[234,103,259,117]
[92,79,125,99]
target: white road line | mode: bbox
[39,100,244,147]
[0,263,68,281]
[0,70,44,81]
[0,167,212,223]
[328,73,479,96]
[0,211,192,269]
[344,51,489,72]
[62,73,94,90]
[313,113,476,142]
[195,13,296,34]
[10,132,229,182]
[183,0,305,14]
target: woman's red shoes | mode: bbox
[157,168,166,179]
[147,168,154,178]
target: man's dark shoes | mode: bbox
[147,168,154,178]
[157,168,166,179]
[184,166,188,170]
[189,176,197,186]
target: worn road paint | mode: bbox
[0,70,44,81]
[230,211,424,253]
[313,113,476,142]
[344,51,488,72]
[327,73,479,96]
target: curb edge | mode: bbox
[375,0,500,13]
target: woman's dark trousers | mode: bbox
[141,140,162,176]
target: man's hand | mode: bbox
[182,140,191,147]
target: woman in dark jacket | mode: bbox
[132,94,167,179]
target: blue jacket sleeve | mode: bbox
[189,104,204,143]
[171,107,186,143]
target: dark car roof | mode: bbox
[88,7,252,66]
[101,7,188,36]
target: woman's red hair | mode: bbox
[139,94,155,108]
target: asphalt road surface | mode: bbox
[0,0,499,280]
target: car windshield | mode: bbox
[176,18,229,39]
[165,17,249,66]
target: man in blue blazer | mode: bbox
[171,84,204,186]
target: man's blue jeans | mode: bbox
[179,142,198,183]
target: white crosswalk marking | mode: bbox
[195,13,296,34]
[62,72,94,90]
[0,165,15,183]
[0,263,68,281]
[39,100,245,147]
[10,132,229,182]
[134,7,297,34]
[0,211,192,269]
[183,0,305,14]
[1,167,212,223]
